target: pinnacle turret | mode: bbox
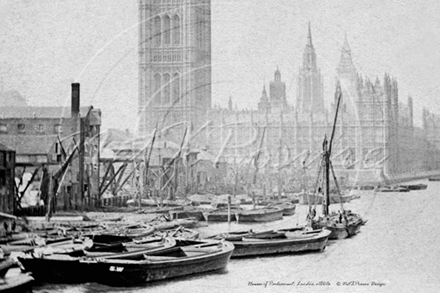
[302,23,317,71]
[307,22,313,48]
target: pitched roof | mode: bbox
[0,135,56,154]
[0,106,92,119]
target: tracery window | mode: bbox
[154,73,161,104]
[153,16,161,47]
[163,15,171,45]
[163,73,171,104]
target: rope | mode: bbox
[304,158,323,217]
[329,161,345,212]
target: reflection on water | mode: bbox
[34,180,440,293]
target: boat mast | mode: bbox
[323,138,330,216]
[324,82,343,216]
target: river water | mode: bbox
[34,179,440,293]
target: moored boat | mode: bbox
[374,186,410,192]
[83,237,177,260]
[264,202,296,216]
[398,183,428,190]
[169,209,206,221]
[225,228,331,258]
[0,258,33,293]
[208,229,282,241]
[18,239,234,286]
[205,208,242,222]
[311,212,363,240]
[118,225,155,239]
[236,208,283,223]
[0,272,34,293]
[308,84,363,240]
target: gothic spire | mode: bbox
[274,66,281,81]
[261,85,268,101]
[302,22,317,71]
[307,22,313,48]
[336,33,356,75]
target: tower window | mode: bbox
[153,16,161,47]
[163,73,171,104]
[172,73,180,103]
[172,14,181,46]
[154,73,161,104]
[163,15,171,45]
[197,17,203,47]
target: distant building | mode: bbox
[138,0,440,185]
[0,84,102,210]
[297,23,324,115]
[138,0,212,138]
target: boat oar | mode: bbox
[170,226,183,237]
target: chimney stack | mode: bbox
[71,83,80,118]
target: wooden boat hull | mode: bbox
[236,209,283,222]
[84,238,177,260]
[92,245,233,286]
[375,186,410,192]
[325,223,361,240]
[230,229,331,258]
[398,184,427,190]
[209,230,280,241]
[121,226,155,239]
[281,206,296,216]
[312,219,362,240]
[206,209,241,222]
[169,210,205,221]
[0,258,16,277]
[19,241,234,286]
[18,256,91,284]
[263,202,296,216]
[0,272,33,293]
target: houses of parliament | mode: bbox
[138,0,440,184]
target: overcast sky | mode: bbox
[1,0,439,130]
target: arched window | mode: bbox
[197,17,203,47]
[172,73,180,103]
[172,14,181,46]
[153,16,161,47]
[163,15,171,45]
[163,73,171,104]
[154,73,161,104]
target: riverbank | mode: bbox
[31,179,440,293]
